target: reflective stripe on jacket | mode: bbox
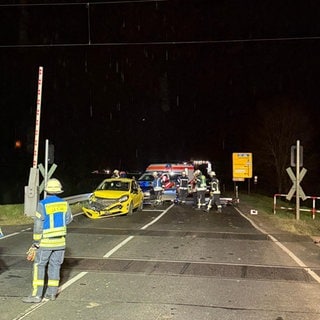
[209,178,221,194]
[33,195,72,249]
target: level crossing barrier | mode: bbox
[273,193,320,219]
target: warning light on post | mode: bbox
[15,140,22,149]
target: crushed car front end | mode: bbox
[82,192,131,219]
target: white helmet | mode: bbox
[209,171,216,177]
[182,171,186,176]
[45,178,63,194]
[152,171,158,177]
[194,170,201,176]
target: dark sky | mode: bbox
[1,0,320,200]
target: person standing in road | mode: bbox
[206,171,222,213]
[152,171,163,205]
[190,170,200,207]
[177,171,189,204]
[195,170,207,209]
[22,178,73,303]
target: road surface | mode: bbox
[1,201,320,319]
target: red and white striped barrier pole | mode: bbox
[33,66,43,168]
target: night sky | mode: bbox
[1,0,320,203]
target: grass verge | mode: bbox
[0,202,84,226]
[237,192,320,237]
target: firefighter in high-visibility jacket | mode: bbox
[195,170,207,209]
[206,171,222,213]
[22,178,73,303]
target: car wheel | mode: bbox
[128,202,134,215]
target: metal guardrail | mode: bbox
[63,193,91,204]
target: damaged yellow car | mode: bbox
[82,178,144,219]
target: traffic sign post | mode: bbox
[291,145,303,167]
[287,140,306,220]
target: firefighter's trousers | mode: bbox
[32,249,65,297]
[207,193,222,212]
[197,190,206,208]
[178,188,188,203]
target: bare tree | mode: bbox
[250,96,314,194]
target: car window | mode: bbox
[138,174,154,181]
[98,181,129,191]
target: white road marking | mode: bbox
[235,206,320,284]
[11,204,175,320]
[0,228,31,240]
[59,271,88,290]
[103,203,174,256]
[140,204,174,230]
[14,203,318,319]
[103,236,135,258]
[12,301,49,320]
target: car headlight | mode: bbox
[119,195,129,203]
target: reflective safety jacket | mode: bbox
[33,195,73,250]
[209,177,221,194]
[196,175,207,191]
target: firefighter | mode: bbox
[195,170,207,209]
[152,172,163,205]
[22,178,73,303]
[112,169,120,178]
[177,171,189,204]
[206,171,222,213]
[191,170,200,207]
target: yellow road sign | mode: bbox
[232,153,253,179]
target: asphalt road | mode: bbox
[1,201,320,320]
